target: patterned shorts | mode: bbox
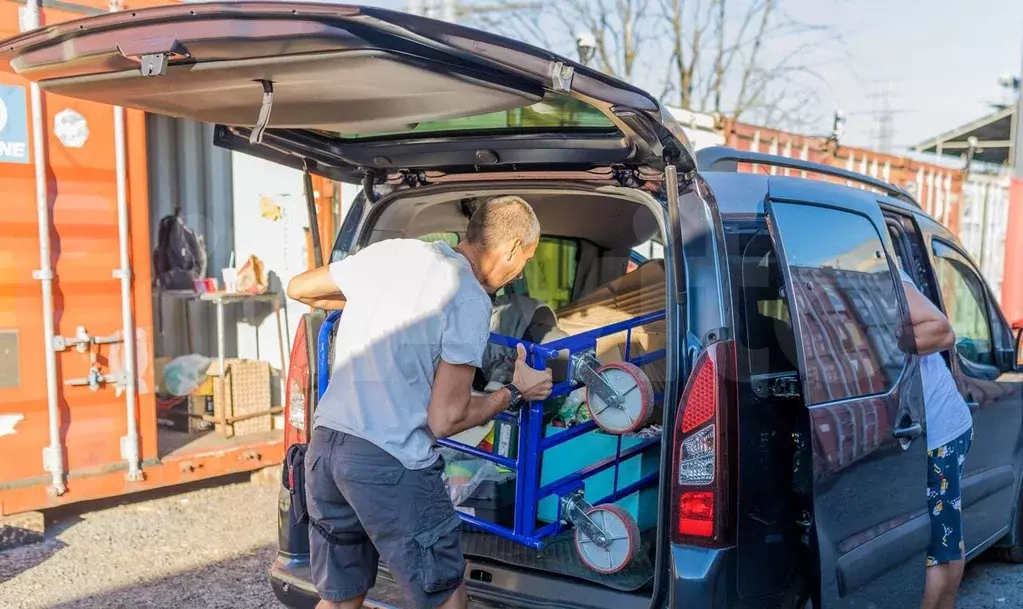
[926,427,973,567]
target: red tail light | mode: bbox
[284,317,311,447]
[678,491,715,537]
[670,340,736,547]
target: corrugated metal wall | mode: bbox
[960,171,1011,299]
[146,114,238,358]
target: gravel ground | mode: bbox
[0,477,280,609]
[1,476,1022,609]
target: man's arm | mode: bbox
[287,266,347,310]
[900,277,956,356]
[427,361,512,439]
[428,344,553,439]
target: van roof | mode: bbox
[703,171,927,220]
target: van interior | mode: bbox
[345,184,671,596]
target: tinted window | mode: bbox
[418,232,461,247]
[521,237,579,310]
[326,93,615,141]
[741,227,797,375]
[771,203,905,405]
[932,241,994,367]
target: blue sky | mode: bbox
[365,0,1022,151]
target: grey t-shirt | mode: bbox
[315,239,492,469]
[898,269,973,450]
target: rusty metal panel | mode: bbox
[0,330,18,389]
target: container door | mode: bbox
[0,0,157,514]
[764,187,928,608]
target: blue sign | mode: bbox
[0,85,29,164]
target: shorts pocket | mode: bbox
[335,458,404,485]
[412,513,465,594]
[305,428,334,472]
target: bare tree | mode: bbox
[463,0,838,132]
[658,0,836,128]
[468,0,654,82]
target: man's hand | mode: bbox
[512,344,553,401]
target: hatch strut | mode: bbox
[250,80,274,145]
[302,162,324,268]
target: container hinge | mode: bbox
[52,326,123,353]
[120,435,139,462]
[64,369,128,394]
[549,61,574,93]
[250,80,274,145]
[42,445,63,474]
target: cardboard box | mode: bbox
[556,260,667,395]
[209,358,273,438]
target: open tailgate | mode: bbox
[0,2,694,180]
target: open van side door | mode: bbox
[763,181,928,608]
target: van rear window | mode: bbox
[321,94,616,141]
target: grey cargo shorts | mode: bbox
[304,427,465,608]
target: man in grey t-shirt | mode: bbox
[287,196,553,609]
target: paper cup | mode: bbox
[222,268,239,293]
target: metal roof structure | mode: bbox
[914,106,1015,166]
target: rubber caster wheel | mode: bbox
[585,362,654,434]
[573,504,641,574]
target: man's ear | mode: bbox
[507,239,522,261]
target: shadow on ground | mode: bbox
[42,544,279,609]
[0,538,67,584]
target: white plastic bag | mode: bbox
[440,449,504,507]
[162,354,213,396]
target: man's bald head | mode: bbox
[459,195,541,293]
[465,196,541,251]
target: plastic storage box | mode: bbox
[537,424,659,530]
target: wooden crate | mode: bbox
[211,359,273,438]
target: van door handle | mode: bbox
[892,422,923,439]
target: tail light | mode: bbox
[284,316,312,447]
[670,340,736,547]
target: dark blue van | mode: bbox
[5,4,1021,608]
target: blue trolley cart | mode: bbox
[317,309,665,573]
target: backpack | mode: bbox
[153,211,206,290]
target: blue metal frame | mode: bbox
[316,309,666,550]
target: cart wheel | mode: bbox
[585,362,654,434]
[573,504,640,574]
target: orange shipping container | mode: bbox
[0,0,284,517]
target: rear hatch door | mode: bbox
[0,2,695,181]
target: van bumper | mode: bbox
[270,556,499,609]
[669,543,735,608]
